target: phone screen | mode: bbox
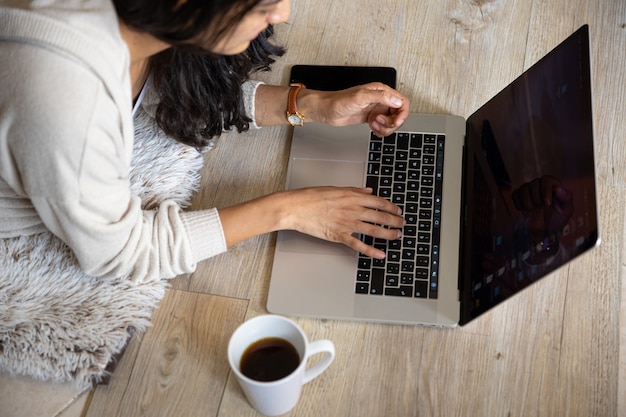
[289,65,396,90]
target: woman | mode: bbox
[0,0,409,283]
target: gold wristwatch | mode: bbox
[286,83,306,126]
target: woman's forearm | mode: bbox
[217,191,292,247]
[254,84,329,126]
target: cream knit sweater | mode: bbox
[0,1,261,283]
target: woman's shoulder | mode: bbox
[0,2,134,156]
[0,2,130,98]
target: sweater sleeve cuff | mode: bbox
[180,208,227,262]
[242,80,265,130]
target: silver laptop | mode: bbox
[267,25,599,326]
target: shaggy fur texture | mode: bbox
[0,107,205,388]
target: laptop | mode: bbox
[267,25,600,326]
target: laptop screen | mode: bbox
[459,25,598,324]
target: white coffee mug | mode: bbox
[227,315,335,416]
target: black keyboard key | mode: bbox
[368,162,380,176]
[407,192,419,202]
[410,133,422,148]
[420,199,432,208]
[403,237,416,248]
[400,273,414,285]
[370,140,382,151]
[397,133,409,149]
[396,150,408,161]
[418,232,430,243]
[405,203,418,213]
[405,213,418,224]
[392,194,404,204]
[388,239,402,250]
[386,263,400,275]
[417,256,429,267]
[416,244,429,254]
[422,166,434,176]
[388,251,401,262]
[370,268,384,295]
[382,155,394,165]
[385,275,399,287]
[356,270,370,282]
[415,268,429,279]
[418,221,431,231]
[366,176,378,195]
[356,283,369,294]
[358,257,371,269]
[385,286,413,297]
[401,261,414,272]
[414,281,428,298]
[394,172,407,182]
[420,187,433,198]
[423,155,435,165]
[393,183,406,193]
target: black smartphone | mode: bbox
[289,65,396,90]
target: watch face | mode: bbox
[288,114,303,126]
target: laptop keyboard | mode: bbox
[356,131,445,299]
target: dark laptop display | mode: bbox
[459,26,598,323]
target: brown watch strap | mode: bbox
[287,82,306,116]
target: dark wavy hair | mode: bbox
[113,0,285,147]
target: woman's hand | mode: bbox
[300,82,410,137]
[218,186,405,258]
[279,186,405,258]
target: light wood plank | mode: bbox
[86,290,248,417]
[617,197,626,417]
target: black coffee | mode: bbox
[240,337,300,382]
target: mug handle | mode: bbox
[302,339,335,385]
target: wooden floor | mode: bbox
[82,1,626,416]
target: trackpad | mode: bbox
[287,159,365,189]
[277,231,355,256]
[281,159,365,255]
[278,158,365,256]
